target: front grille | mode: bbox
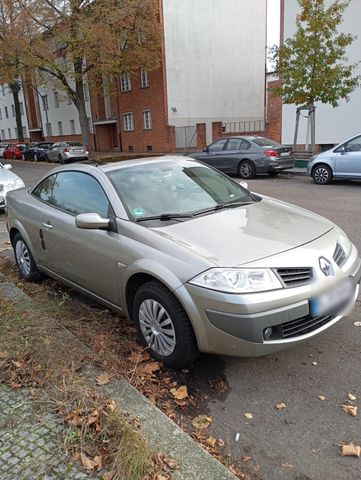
[276,268,313,287]
[333,243,346,267]
[281,314,333,339]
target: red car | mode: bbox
[3,143,29,160]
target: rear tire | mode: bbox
[238,160,256,179]
[132,281,199,369]
[312,164,332,185]
[13,233,41,282]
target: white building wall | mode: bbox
[162,0,267,141]
[37,85,93,138]
[0,84,30,141]
[282,0,361,146]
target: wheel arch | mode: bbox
[9,223,39,264]
[311,162,333,176]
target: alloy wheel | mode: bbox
[138,299,176,356]
[15,240,31,277]
[314,167,330,184]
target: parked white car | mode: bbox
[0,163,25,209]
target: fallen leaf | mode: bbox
[127,350,151,363]
[138,362,161,376]
[170,385,188,400]
[192,415,213,429]
[342,405,358,417]
[340,443,361,457]
[79,452,102,470]
[157,476,167,480]
[318,396,326,401]
[312,361,318,366]
[96,373,111,385]
[218,438,225,447]
[241,455,253,462]
[244,412,253,419]
[0,351,7,359]
[276,402,286,410]
[348,393,357,401]
[281,463,295,468]
[107,400,116,412]
[206,436,217,448]
[11,360,23,368]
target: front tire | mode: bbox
[238,160,256,179]
[312,164,332,185]
[13,233,41,281]
[132,281,199,369]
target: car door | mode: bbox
[47,143,61,162]
[197,139,228,170]
[31,171,119,305]
[334,135,361,178]
[215,138,250,173]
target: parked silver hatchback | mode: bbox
[308,133,361,184]
[6,157,361,368]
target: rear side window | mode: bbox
[226,139,250,151]
[32,174,57,202]
[252,137,281,148]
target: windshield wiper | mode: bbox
[193,201,253,216]
[136,213,193,222]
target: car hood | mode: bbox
[0,168,20,183]
[152,197,334,267]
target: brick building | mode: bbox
[0,0,271,153]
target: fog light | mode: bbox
[264,327,274,340]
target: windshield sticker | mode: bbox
[133,207,145,217]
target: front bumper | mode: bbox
[176,238,361,357]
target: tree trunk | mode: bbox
[309,105,316,155]
[10,82,24,142]
[74,63,92,152]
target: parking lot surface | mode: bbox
[3,161,361,480]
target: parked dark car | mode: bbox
[25,142,54,161]
[3,143,29,160]
[186,136,294,178]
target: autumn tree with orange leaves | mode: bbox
[0,0,161,148]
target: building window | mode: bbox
[1,129,5,140]
[8,128,11,138]
[123,113,134,131]
[46,123,52,136]
[141,69,150,88]
[23,126,27,138]
[54,91,60,108]
[143,110,152,130]
[0,108,2,120]
[121,73,132,92]
[19,102,24,115]
[42,95,49,111]
[5,106,8,119]
[11,105,15,117]
[70,119,75,134]
[83,85,89,101]
[58,121,63,135]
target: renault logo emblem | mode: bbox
[319,257,332,276]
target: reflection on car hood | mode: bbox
[153,198,334,266]
[0,169,21,183]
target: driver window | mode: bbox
[345,135,361,152]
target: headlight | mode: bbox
[338,230,351,258]
[189,268,283,293]
[14,178,25,188]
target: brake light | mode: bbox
[264,149,278,157]
[63,147,70,153]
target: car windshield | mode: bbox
[66,142,83,146]
[107,159,255,221]
[252,137,281,148]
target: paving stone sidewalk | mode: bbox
[0,383,98,480]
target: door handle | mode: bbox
[42,222,53,230]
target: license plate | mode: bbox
[310,278,355,317]
[281,152,290,157]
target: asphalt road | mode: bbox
[2,161,361,480]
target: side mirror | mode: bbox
[75,213,110,229]
[340,146,346,155]
[3,164,12,170]
[239,181,248,190]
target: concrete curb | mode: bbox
[286,168,307,176]
[0,272,237,480]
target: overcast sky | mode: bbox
[267,0,281,70]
